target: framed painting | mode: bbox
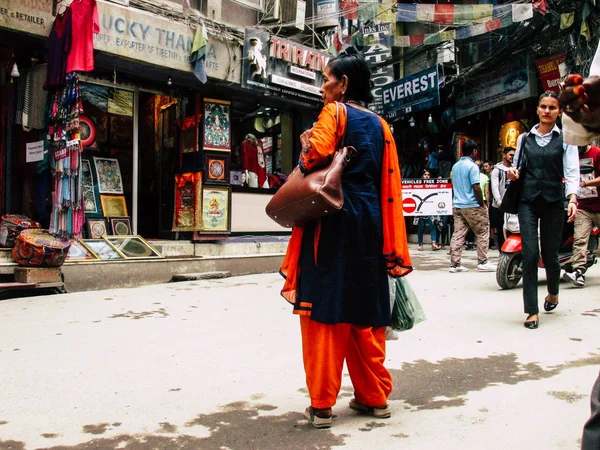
[201,186,231,234]
[203,99,231,151]
[93,157,124,194]
[81,159,101,216]
[109,217,132,236]
[105,236,164,259]
[86,218,108,239]
[203,151,230,185]
[100,195,128,217]
[65,240,100,262]
[81,239,125,260]
[230,170,243,186]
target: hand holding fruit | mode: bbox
[559,74,600,130]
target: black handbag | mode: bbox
[500,139,526,215]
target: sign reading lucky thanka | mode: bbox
[401,178,452,216]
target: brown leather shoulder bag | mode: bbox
[265,102,355,228]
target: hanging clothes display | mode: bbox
[47,72,85,238]
[66,0,99,73]
[44,6,72,89]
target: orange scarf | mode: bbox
[280,103,412,304]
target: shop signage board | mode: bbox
[0,0,240,83]
[314,0,338,27]
[382,66,439,118]
[401,178,452,216]
[455,56,537,119]
[0,0,53,36]
[535,53,566,92]
[363,24,394,116]
[242,28,329,103]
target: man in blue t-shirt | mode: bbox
[449,141,496,272]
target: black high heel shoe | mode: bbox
[544,297,558,312]
[524,314,539,329]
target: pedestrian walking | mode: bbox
[507,91,579,329]
[448,140,496,272]
[490,147,516,249]
[279,46,412,429]
[562,144,600,287]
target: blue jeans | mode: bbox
[417,217,437,245]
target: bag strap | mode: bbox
[515,133,527,170]
[336,101,348,151]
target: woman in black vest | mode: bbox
[507,91,580,329]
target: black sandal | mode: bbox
[543,297,558,312]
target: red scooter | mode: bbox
[496,213,599,289]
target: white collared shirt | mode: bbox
[513,123,580,197]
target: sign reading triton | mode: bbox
[382,66,440,116]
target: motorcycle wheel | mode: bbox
[496,252,523,290]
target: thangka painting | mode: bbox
[94,157,124,194]
[201,186,231,234]
[203,99,231,152]
[81,159,100,215]
[172,172,203,232]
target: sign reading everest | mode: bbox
[242,28,329,102]
[382,66,440,118]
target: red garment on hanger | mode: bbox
[66,0,99,73]
[242,139,267,187]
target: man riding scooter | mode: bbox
[562,144,600,287]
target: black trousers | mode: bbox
[517,198,564,315]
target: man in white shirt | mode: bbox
[490,147,516,249]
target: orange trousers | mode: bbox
[300,315,393,409]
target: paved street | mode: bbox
[1,256,599,450]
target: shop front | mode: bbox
[0,0,330,267]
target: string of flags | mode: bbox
[337,2,539,48]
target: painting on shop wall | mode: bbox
[203,99,231,152]
[94,157,124,194]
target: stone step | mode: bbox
[171,271,231,282]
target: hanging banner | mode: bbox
[382,66,439,118]
[401,178,453,216]
[364,23,393,116]
[456,56,537,119]
[535,53,566,92]
[242,28,329,103]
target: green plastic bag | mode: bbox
[391,277,426,332]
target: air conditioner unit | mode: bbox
[262,0,281,23]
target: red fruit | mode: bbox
[573,85,586,96]
[567,74,584,85]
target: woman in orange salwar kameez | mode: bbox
[279,47,412,429]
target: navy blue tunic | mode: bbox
[295,105,391,327]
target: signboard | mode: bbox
[315,0,338,27]
[0,0,53,36]
[26,140,44,163]
[401,178,453,216]
[535,53,566,92]
[382,66,440,117]
[456,56,537,119]
[242,28,329,103]
[363,24,393,115]
[0,0,240,83]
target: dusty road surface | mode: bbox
[0,264,598,450]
